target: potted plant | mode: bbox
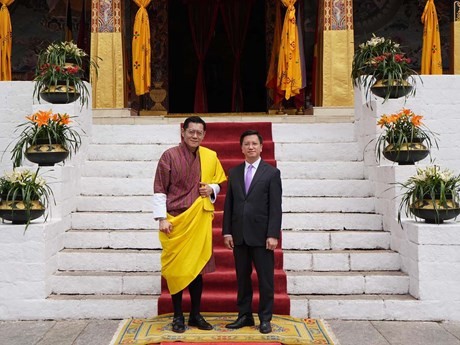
[9,109,82,167]
[398,165,460,224]
[352,34,419,102]
[375,108,438,165]
[33,41,98,107]
[0,168,54,228]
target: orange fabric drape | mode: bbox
[277,0,302,100]
[421,0,442,74]
[266,1,284,104]
[132,0,151,95]
[0,0,14,81]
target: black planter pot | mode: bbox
[40,90,80,104]
[410,199,460,224]
[0,200,45,224]
[371,81,413,99]
[383,142,429,165]
[25,140,69,166]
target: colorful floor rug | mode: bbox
[110,313,335,345]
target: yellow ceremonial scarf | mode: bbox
[159,146,226,295]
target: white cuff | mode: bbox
[153,193,167,219]
[209,184,220,203]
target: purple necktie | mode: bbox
[245,164,254,193]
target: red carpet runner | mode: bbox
[158,122,290,315]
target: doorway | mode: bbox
[168,0,267,113]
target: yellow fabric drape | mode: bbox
[421,0,442,74]
[277,0,302,100]
[91,33,125,108]
[452,21,460,74]
[0,0,14,81]
[132,0,151,96]
[160,147,226,295]
[160,197,213,295]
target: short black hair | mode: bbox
[183,116,206,131]
[240,129,263,146]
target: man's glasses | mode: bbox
[185,129,205,137]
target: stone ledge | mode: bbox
[404,221,460,245]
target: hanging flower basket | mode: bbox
[398,166,460,224]
[9,110,82,167]
[374,108,438,165]
[370,79,414,99]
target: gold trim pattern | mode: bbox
[455,1,460,21]
[91,0,121,33]
[323,0,353,31]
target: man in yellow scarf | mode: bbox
[153,116,226,333]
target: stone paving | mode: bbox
[1,319,460,345]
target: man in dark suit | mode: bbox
[222,129,282,334]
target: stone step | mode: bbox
[278,161,365,180]
[282,230,389,250]
[76,195,375,213]
[276,142,361,161]
[287,271,409,295]
[283,249,400,271]
[50,270,407,296]
[79,177,372,197]
[81,160,365,179]
[91,125,180,144]
[290,294,428,320]
[63,229,162,249]
[86,142,361,162]
[57,249,161,272]
[70,211,382,231]
[90,122,357,145]
[283,179,373,197]
[50,271,162,295]
[63,229,390,252]
[272,123,356,143]
[44,294,433,320]
[282,213,382,231]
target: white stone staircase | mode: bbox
[48,119,415,319]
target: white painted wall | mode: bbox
[355,75,460,319]
[0,81,92,318]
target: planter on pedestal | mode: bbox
[0,197,45,225]
[410,199,460,224]
[25,139,69,166]
[383,141,429,165]
[370,80,413,99]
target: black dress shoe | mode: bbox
[188,314,213,330]
[172,316,185,333]
[225,314,255,329]
[259,321,272,334]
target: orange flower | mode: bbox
[58,113,71,125]
[28,110,52,127]
[402,108,411,116]
[388,114,399,123]
[377,115,390,127]
[411,115,423,127]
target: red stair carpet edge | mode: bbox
[158,122,290,315]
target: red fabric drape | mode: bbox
[220,0,255,112]
[77,0,87,53]
[186,0,219,113]
[266,1,284,106]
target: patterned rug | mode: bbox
[109,313,336,345]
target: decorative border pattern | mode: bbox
[455,1,460,21]
[110,313,335,345]
[91,0,121,33]
[323,0,353,31]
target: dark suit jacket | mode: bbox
[222,159,282,247]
